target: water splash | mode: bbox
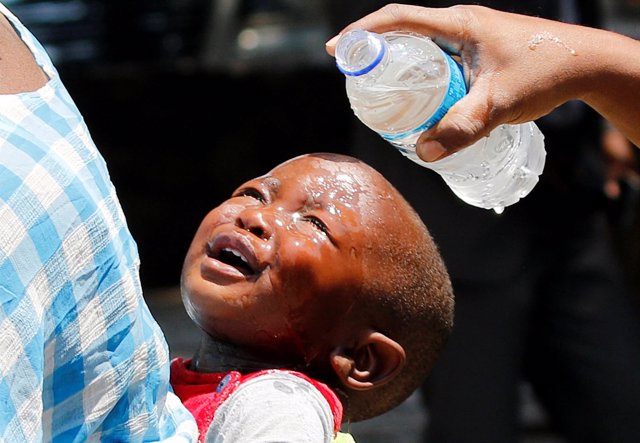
[528,31,577,56]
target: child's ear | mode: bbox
[330,330,406,391]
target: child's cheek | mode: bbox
[213,203,246,225]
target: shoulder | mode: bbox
[204,370,340,443]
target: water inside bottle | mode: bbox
[347,82,445,135]
[343,32,449,139]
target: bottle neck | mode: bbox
[335,30,388,77]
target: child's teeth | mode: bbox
[225,248,248,263]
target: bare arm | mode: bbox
[0,14,48,94]
[326,4,640,161]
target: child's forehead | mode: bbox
[258,157,399,231]
[265,157,387,203]
[268,156,372,189]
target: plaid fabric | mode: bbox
[0,4,197,442]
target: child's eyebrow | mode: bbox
[261,176,280,194]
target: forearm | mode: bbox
[578,28,640,148]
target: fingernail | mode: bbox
[325,34,340,48]
[417,139,447,162]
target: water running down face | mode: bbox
[180,153,396,366]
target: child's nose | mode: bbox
[237,207,273,240]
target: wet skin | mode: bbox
[181,154,393,367]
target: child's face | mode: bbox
[181,154,387,363]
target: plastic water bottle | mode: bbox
[335,29,546,213]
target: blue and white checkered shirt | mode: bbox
[0,4,197,442]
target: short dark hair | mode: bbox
[343,171,454,422]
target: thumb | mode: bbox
[416,91,494,162]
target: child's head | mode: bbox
[180,153,454,421]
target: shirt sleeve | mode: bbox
[204,372,336,443]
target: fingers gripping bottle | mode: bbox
[335,30,546,213]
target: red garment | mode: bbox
[170,358,343,442]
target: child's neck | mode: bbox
[191,335,290,373]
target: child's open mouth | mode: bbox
[216,248,253,275]
[204,233,261,279]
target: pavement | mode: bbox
[147,287,565,443]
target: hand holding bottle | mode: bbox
[326,4,640,161]
[334,29,545,212]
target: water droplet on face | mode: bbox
[327,203,340,216]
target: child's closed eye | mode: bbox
[235,188,265,202]
[303,215,329,234]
